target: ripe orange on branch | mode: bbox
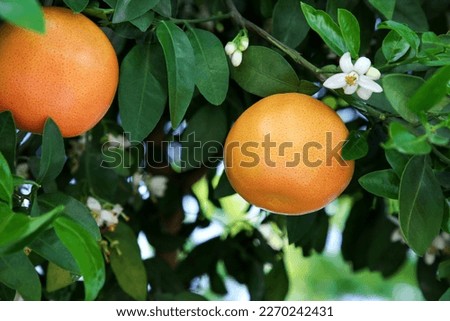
[223,93,354,215]
[0,7,119,137]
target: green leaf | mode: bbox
[438,260,450,280]
[337,9,360,58]
[377,21,420,53]
[156,21,195,128]
[399,156,444,255]
[54,216,105,301]
[0,252,41,300]
[63,0,89,13]
[385,149,410,177]
[408,65,450,113]
[112,0,159,23]
[382,30,410,62]
[440,288,450,301]
[0,152,13,208]
[129,10,154,32]
[263,259,289,300]
[187,28,229,106]
[358,169,400,199]
[106,223,147,301]
[37,118,66,184]
[214,172,236,199]
[231,46,301,97]
[0,111,16,170]
[0,0,45,33]
[180,106,227,171]
[46,262,76,292]
[38,192,101,241]
[153,0,171,17]
[273,0,309,48]
[367,0,395,19]
[286,213,316,245]
[392,0,428,32]
[119,44,167,142]
[0,205,63,255]
[30,229,80,274]
[383,74,423,123]
[342,130,368,160]
[385,122,431,155]
[300,2,346,55]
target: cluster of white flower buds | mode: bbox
[86,196,128,231]
[224,30,249,67]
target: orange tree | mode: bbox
[0,0,449,301]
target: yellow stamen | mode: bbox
[345,74,357,86]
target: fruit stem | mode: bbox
[225,0,326,82]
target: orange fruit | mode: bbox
[0,7,119,137]
[223,93,354,215]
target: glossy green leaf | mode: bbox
[106,223,147,301]
[342,130,368,160]
[153,0,171,17]
[408,65,450,113]
[156,21,195,128]
[385,122,431,155]
[378,21,420,52]
[30,229,80,274]
[0,153,13,208]
[0,0,45,33]
[440,289,450,301]
[338,9,360,58]
[263,259,289,300]
[392,0,428,32]
[273,0,309,48]
[214,172,236,199]
[46,262,76,292]
[180,106,227,171]
[301,2,346,55]
[187,28,229,105]
[37,118,66,184]
[0,205,63,255]
[112,0,159,23]
[63,0,89,12]
[359,169,400,199]
[382,30,410,62]
[367,0,395,19]
[399,156,444,255]
[438,260,450,280]
[286,212,316,245]
[231,46,300,97]
[54,216,105,301]
[0,252,41,300]
[38,192,101,241]
[0,111,16,170]
[383,74,423,123]
[130,10,154,32]
[119,44,167,142]
[385,149,410,177]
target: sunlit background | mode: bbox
[136,161,423,301]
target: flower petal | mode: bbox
[358,75,383,93]
[365,66,381,80]
[356,87,373,100]
[344,84,358,95]
[354,57,371,74]
[87,197,101,211]
[339,52,353,73]
[323,73,347,89]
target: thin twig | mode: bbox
[224,0,326,81]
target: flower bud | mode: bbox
[231,50,243,67]
[224,42,237,56]
[238,37,249,51]
[365,66,381,80]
